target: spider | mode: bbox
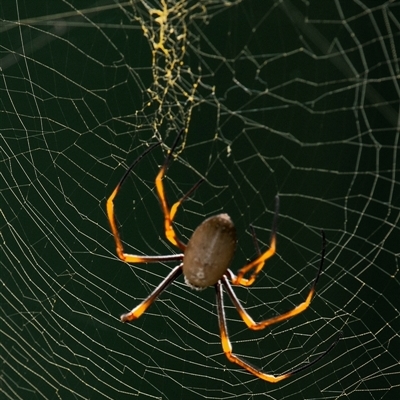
[106,130,341,383]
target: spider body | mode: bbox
[183,213,237,290]
[106,130,341,383]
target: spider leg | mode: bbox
[216,277,341,382]
[225,231,327,330]
[215,280,290,383]
[170,178,204,221]
[231,196,279,286]
[155,129,200,251]
[249,224,262,256]
[121,264,183,322]
[106,141,184,263]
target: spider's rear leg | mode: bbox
[106,142,184,263]
[155,129,204,251]
[231,195,279,286]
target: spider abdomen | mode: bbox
[183,213,237,290]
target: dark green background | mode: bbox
[1,1,399,399]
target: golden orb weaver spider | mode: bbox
[106,130,341,383]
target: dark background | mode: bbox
[1,1,399,399]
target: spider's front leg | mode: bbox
[216,273,341,382]
[120,265,183,322]
[215,280,291,383]
[225,229,327,330]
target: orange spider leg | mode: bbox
[155,129,198,252]
[121,265,183,322]
[231,196,279,286]
[215,280,291,383]
[217,258,341,382]
[155,162,185,249]
[170,178,204,221]
[106,141,184,263]
[226,231,327,330]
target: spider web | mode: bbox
[1,1,399,399]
